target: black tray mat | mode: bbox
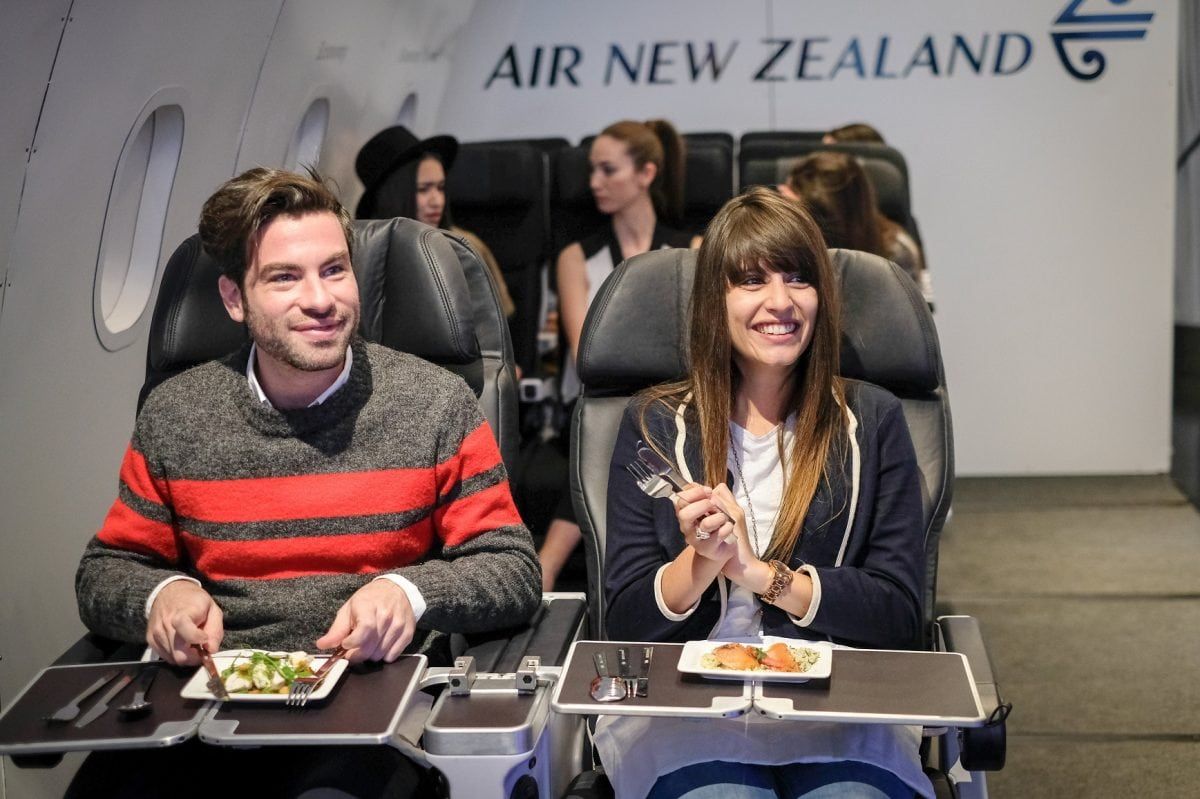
[757,649,985,724]
[0,662,204,756]
[200,655,425,744]
[554,642,750,716]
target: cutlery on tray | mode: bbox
[192,643,230,700]
[74,670,134,729]
[589,651,628,703]
[617,647,635,697]
[637,646,653,698]
[43,668,122,724]
[118,664,160,718]
[286,645,349,707]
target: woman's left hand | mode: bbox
[711,483,774,592]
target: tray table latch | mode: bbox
[448,656,477,696]
[515,656,540,695]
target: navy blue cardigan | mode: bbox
[604,380,925,649]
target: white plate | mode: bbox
[677,637,833,682]
[180,650,348,702]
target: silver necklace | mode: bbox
[728,433,762,556]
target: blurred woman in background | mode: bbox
[540,118,699,590]
[355,125,515,318]
[780,151,932,304]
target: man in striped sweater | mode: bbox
[75,167,541,669]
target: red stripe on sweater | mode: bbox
[435,421,504,495]
[169,468,437,524]
[181,523,434,581]
[97,499,178,562]
[119,444,170,505]
[433,481,522,547]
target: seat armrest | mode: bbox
[937,614,1009,771]
[53,632,145,666]
[461,593,586,672]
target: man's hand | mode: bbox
[316,579,415,663]
[147,581,224,665]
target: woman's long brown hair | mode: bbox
[638,188,846,561]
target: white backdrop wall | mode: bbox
[439,0,1178,475]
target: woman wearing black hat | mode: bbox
[355,125,515,317]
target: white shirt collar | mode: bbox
[246,342,353,408]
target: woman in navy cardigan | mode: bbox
[596,188,931,799]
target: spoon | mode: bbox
[118,665,159,718]
[589,651,627,703]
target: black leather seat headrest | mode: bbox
[577,247,941,397]
[146,235,246,379]
[144,218,482,406]
[860,159,909,225]
[354,218,480,366]
[447,142,541,208]
[552,146,595,210]
[684,144,734,217]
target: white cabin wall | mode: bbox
[0,3,470,795]
[0,2,72,310]
[438,0,1178,476]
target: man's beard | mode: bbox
[244,305,358,373]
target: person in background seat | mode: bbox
[598,188,929,798]
[355,125,516,319]
[780,151,933,306]
[540,119,699,590]
[823,122,886,145]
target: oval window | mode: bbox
[93,104,184,351]
[285,98,330,171]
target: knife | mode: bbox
[192,643,229,700]
[637,646,653,698]
[74,671,133,728]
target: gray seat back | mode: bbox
[573,247,951,639]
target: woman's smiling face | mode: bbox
[725,261,819,380]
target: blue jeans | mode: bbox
[646,760,914,799]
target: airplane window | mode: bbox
[396,92,418,127]
[93,104,184,351]
[284,98,330,171]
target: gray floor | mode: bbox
[937,475,1200,798]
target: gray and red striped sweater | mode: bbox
[76,339,540,652]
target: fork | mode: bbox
[626,460,735,543]
[286,646,348,707]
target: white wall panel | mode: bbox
[438,0,1177,475]
[0,6,281,795]
[236,0,476,211]
[0,1,71,296]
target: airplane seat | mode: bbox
[550,144,605,260]
[562,247,1005,797]
[52,215,587,794]
[680,134,734,238]
[446,140,552,379]
[860,159,911,234]
[738,133,924,247]
[470,135,571,155]
[141,219,515,462]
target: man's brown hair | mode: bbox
[198,167,354,287]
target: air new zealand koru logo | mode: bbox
[1051,0,1154,81]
